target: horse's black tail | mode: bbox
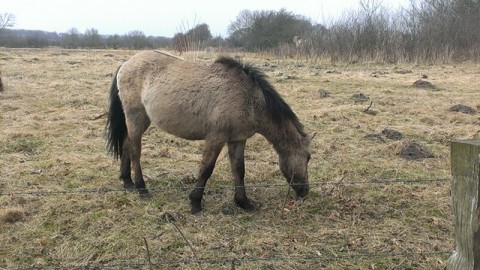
[106,67,127,160]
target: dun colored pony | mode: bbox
[106,51,311,214]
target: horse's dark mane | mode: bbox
[215,56,306,136]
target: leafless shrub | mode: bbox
[173,20,212,58]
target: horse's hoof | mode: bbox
[243,203,257,212]
[140,193,152,200]
[123,181,135,191]
[235,198,257,212]
[191,206,202,215]
[190,201,202,215]
[138,189,152,200]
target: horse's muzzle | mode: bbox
[293,183,309,198]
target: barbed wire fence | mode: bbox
[1,177,452,269]
[12,251,452,270]
[0,177,450,196]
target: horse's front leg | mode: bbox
[189,139,224,214]
[228,141,256,211]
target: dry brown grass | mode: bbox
[1,48,479,269]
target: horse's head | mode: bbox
[278,134,311,198]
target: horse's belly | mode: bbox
[148,109,255,142]
[152,113,207,140]
[143,90,255,142]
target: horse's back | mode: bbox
[116,51,257,142]
[116,50,189,110]
[117,50,181,80]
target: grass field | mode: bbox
[1,48,479,269]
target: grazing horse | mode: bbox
[106,51,311,214]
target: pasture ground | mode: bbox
[1,48,479,269]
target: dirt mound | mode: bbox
[325,69,341,74]
[382,129,403,141]
[363,134,385,142]
[351,92,369,103]
[395,68,413,74]
[392,140,435,160]
[449,104,476,115]
[364,129,404,143]
[371,70,389,77]
[318,89,331,98]
[413,79,436,89]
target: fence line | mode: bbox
[13,251,451,270]
[2,176,452,269]
[0,177,450,197]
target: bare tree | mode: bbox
[62,27,81,49]
[0,13,14,92]
[0,12,16,30]
[84,28,102,48]
[227,10,256,46]
[124,30,151,50]
[360,0,383,18]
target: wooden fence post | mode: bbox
[447,140,480,270]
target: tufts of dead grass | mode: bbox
[1,48,478,269]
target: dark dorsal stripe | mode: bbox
[215,56,306,137]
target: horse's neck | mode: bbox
[258,120,301,154]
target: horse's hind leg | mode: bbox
[228,141,256,211]
[120,138,134,190]
[125,110,151,197]
[189,138,225,214]
[130,135,147,196]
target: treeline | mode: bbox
[1,0,479,63]
[0,28,171,49]
[318,0,480,63]
[228,0,480,63]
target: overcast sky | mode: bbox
[2,0,410,37]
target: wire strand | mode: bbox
[0,178,450,196]
[12,251,451,269]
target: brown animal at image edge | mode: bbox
[106,51,311,214]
